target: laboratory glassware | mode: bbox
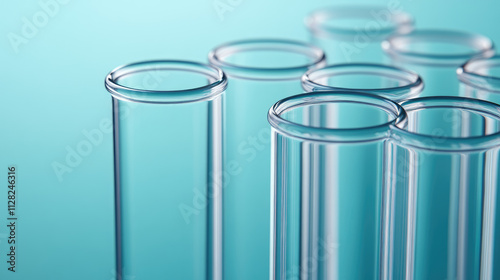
[458,55,500,104]
[457,55,500,279]
[208,39,326,280]
[306,6,413,63]
[105,60,227,280]
[384,96,500,280]
[269,91,407,280]
[302,63,423,102]
[383,29,494,97]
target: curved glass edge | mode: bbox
[383,29,495,67]
[391,96,500,152]
[208,39,326,81]
[458,55,500,93]
[267,91,407,143]
[305,5,414,41]
[301,63,424,102]
[105,60,228,104]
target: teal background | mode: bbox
[0,0,499,279]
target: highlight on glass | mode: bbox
[383,29,495,97]
[305,5,413,63]
[268,91,407,280]
[384,96,500,280]
[458,55,500,104]
[105,60,227,280]
[208,39,326,280]
[302,63,423,102]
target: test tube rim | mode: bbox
[391,96,500,152]
[105,60,227,104]
[301,63,423,102]
[305,5,414,41]
[382,29,495,67]
[267,91,407,143]
[208,39,326,81]
[458,55,500,93]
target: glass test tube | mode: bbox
[269,92,407,280]
[384,97,500,280]
[302,63,423,101]
[383,29,494,97]
[105,61,227,280]
[457,55,500,279]
[208,39,326,280]
[305,6,413,64]
[458,55,500,104]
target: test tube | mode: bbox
[105,61,227,279]
[302,63,423,101]
[458,55,500,104]
[458,55,500,279]
[383,29,494,97]
[269,92,407,280]
[208,39,326,280]
[305,6,413,64]
[384,97,500,280]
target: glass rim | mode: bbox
[458,55,500,93]
[268,91,407,143]
[391,96,500,152]
[208,39,326,81]
[301,63,423,102]
[305,5,414,40]
[383,29,495,66]
[105,60,227,104]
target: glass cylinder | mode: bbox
[305,6,413,64]
[383,29,494,97]
[208,39,326,280]
[302,63,423,102]
[458,55,500,104]
[302,63,422,145]
[105,61,227,280]
[269,92,407,280]
[384,97,500,280]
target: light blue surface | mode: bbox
[1,0,500,279]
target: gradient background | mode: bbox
[0,0,498,279]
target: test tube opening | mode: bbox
[268,91,407,143]
[383,29,495,66]
[208,39,326,80]
[392,96,500,151]
[302,63,423,101]
[458,55,500,93]
[305,5,414,41]
[105,60,227,104]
